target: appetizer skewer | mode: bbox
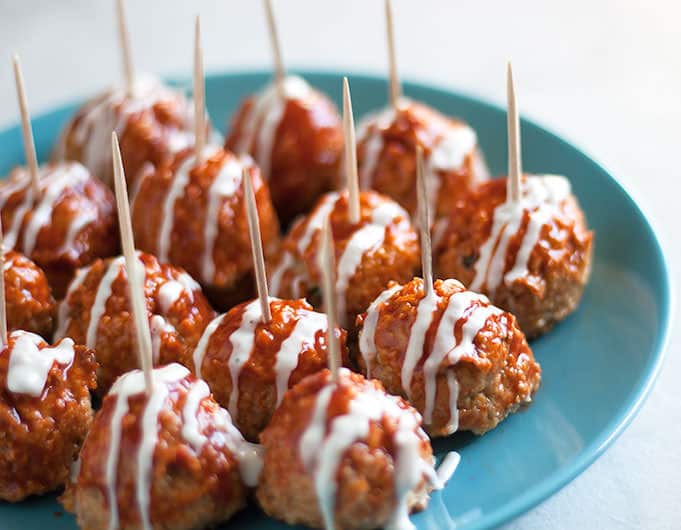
[55,132,216,396]
[225,0,344,224]
[53,0,203,190]
[0,222,97,502]
[1,55,118,297]
[257,219,450,530]
[357,148,541,436]
[62,147,261,528]
[268,78,419,328]
[434,64,593,338]
[354,0,488,219]
[192,166,348,441]
[131,18,280,310]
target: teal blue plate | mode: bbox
[0,71,672,530]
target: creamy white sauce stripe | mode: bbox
[471,175,571,293]
[299,368,437,530]
[358,285,401,378]
[181,379,211,452]
[0,173,35,249]
[5,331,75,397]
[233,75,312,179]
[149,315,175,365]
[55,266,89,340]
[227,300,263,418]
[400,290,438,401]
[193,313,227,378]
[86,256,126,348]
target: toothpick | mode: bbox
[112,132,153,393]
[115,0,135,96]
[0,220,7,348]
[385,0,402,108]
[506,62,522,203]
[243,167,272,322]
[318,216,340,382]
[342,78,361,225]
[12,55,40,198]
[416,146,434,298]
[264,0,285,98]
[193,15,206,162]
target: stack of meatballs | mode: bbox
[0,10,593,530]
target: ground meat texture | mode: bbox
[434,176,593,338]
[195,298,349,441]
[131,148,280,311]
[53,76,199,191]
[356,278,541,436]
[355,99,488,219]
[257,369,435,530]
[267,190,419,330]
[4,250,56,337]
[225,76,343,225]
[55,252,216,395]
[0,162,118,298]
[63,365,254,530]
[0,332,97,502]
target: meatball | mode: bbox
[55,251,216,395]
[356,277,541,436]
[0,330,97,501]
[63,363,261,530]
[434,175,594,338]
[193,297,349,441]
[268,190,419,329]
[4,250,56,337]
[131,147,280,310]
[258,368,439,530]
[225,75,344,225]
[53,75,200,191]
[0,161,118,297]
[355,98,488,219]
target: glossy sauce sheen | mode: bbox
[360,279,503,433]
[470,175,571,293]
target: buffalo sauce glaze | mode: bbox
[359,278,506,434]
[80,364,261,530]
[268,190,418,326]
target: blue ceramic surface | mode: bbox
[0,71,672,530]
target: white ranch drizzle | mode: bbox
[358,284,401,378]
[86,256,126,348]
[149,315,175,365]
[233,75,312,179]
[470,174,572,293]
[54,75,195,185]
[55,266,89,339]
[299,368,438,530]
[193,313,227,378]
[5,331,75,397]
[0,163,96,255]
[181,378,211,452]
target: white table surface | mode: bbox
[0,1,679,528]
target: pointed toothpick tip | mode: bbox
[506,60,522,203]
[385,0,401,108]
[115,0,134,96]
[415,146,434,297]
[318,216,341,382]
[193,14,206,163]
[342,77,361,225]
[111,131,153,393]
[264,0,285,96]
[12,54,40,197]
[243,166,272,323]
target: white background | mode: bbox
[0,1,679,528]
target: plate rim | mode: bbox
[0,68,674,530]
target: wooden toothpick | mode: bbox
[112,132,153,393]
[342,77,361,225]
[385,0,402,108]
[506,62,522,203]
[0,219,7,348]
[115,0,135,95]
[416,146,434,297]
[318,216,340,382]
[194,15,206,162]
[243,167,272,322]
[264,0,285,98]
[12,55,40,198]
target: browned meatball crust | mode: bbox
[55,252,215,395]
[194,297,349,441]
[434,175,593,338]
[0,331,97,501]
[357,277,541,436]
[225,76,344,225]
[4,250,56,337]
